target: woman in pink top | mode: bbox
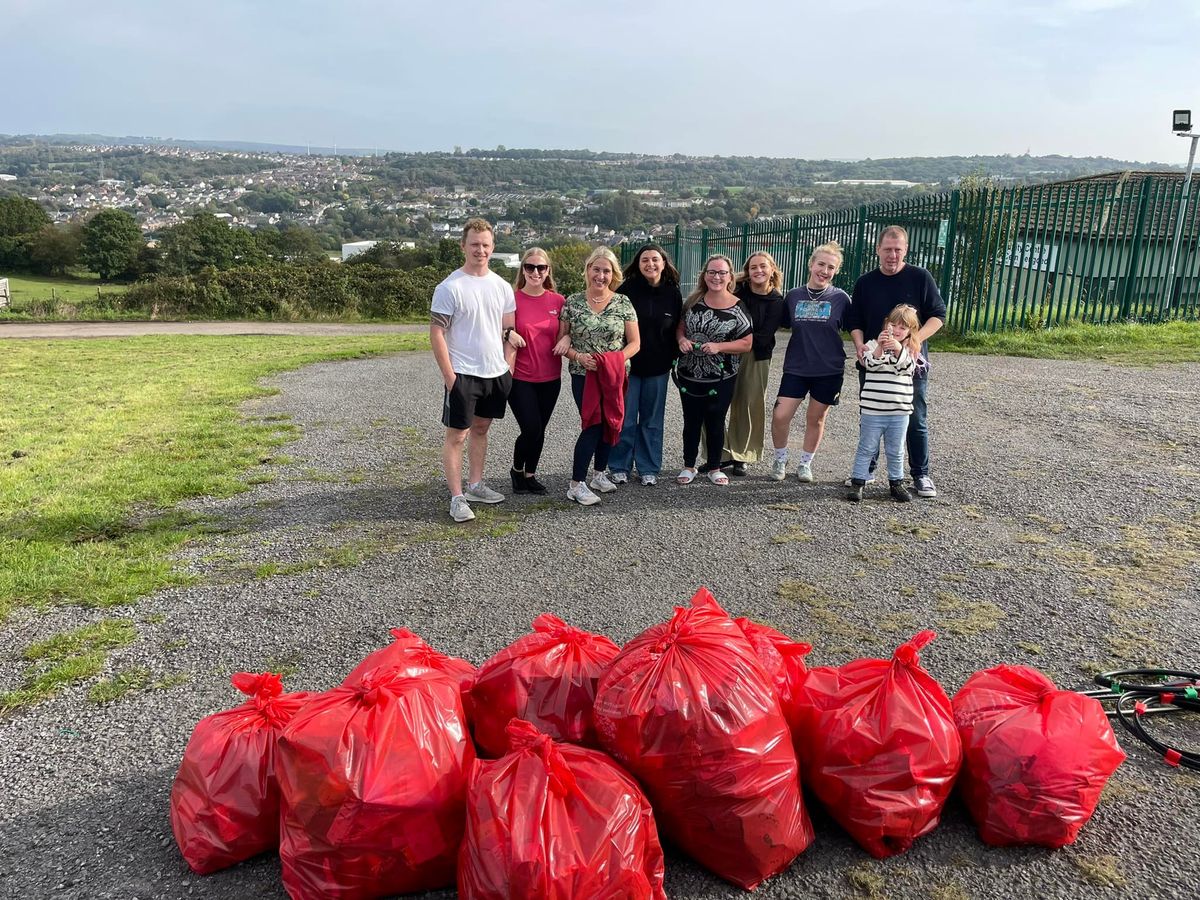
[503,247,565,494]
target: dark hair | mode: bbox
[621,243,680,289]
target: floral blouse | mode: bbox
[676,299,753,383]
[560,292,637,376]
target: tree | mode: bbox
[0,196,51,238]
[159,212,265,274]
[81,209,143,280]
[28,223,82,276]
[547,241,594,296]
[255,223,325,261]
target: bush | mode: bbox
[121,261,454,320]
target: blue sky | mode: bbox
[4,0,1198,163]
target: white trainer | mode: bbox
[567,482,601,506]
[770,457,787,481]
[588,471,618,493]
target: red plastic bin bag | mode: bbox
[690,590,814,750]
[276,669,475,900]
[469,614,620,757]
[733,616,812,736]
[458,719,666,900]
[593,587,813,890]
[170,672,310,874]
[342,626,476,718]
[952,664,1125,847]
[795,630,962,858]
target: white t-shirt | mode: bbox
[431,268,516,378]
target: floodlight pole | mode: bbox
[1165,131,1198,312]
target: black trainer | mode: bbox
[846,478,865,502]
[889,479,912,503]
[510,468,530,494]
[524,473,548,495]
[730,462,747,476]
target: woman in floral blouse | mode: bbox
[553,247,640,506]
[673,254,753,485]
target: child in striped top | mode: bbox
[847,304,921,503]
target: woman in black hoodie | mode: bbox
[605,244,683,486]
[721,251,786,475]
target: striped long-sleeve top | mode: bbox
[859,340,916,416]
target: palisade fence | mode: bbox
[619,174,1200,333]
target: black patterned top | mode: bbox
[676,299,753,384]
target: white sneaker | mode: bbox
[589,471,618,493]
[567,482,601,506]
[465,481,505,504]
[449,495,475,522]
[640,474,657,486]
[795,462,814,483]
[608,471,629,485]
[770,457,787,481]
[914,475,938,498]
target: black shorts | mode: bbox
[777,371,844,406]
[442,372,512,430]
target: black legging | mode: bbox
[508,377,561,474]
[679,376,736,472]
[570,373,611,482]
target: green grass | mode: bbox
[1,272,127,302]
[0,618,137,711]
[933,320,1200,364]
[0,333,428,625]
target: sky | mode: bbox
[4,0,1198,164]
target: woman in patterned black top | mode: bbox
[673,253,753,485]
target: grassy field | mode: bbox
[933,319,1200,365]
[0,332,427,709]
[0,272,135,321]
[1,272,129,304]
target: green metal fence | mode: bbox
[620,174,1200,332]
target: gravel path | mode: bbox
[2,344,1198,900]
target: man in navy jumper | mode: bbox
[848,226,946,498]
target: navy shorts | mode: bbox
[777,371,844,406]
[443,372,512,430]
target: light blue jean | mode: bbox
[608,372,669,477]
[853,413,910,482]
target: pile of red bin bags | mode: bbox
[170,587,1127,897]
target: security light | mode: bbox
[1174,110,1192,132]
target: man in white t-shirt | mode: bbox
[430,219,517,522]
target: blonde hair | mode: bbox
[513,247,556,293]
[736,251,784,293]
[460,218,495,242]
[808,240,844,268]
[686,254,737,308]
[583,246,623,290]
[885,303,922,359]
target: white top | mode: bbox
[431,269,516,378]
[859,340,916,415]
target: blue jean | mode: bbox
[608,373,669,477]
[858,370,930,478]
[853,413,910,482]
[570,374,611,482]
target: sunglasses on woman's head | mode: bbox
[523,263,549,274]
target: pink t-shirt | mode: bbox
[513,289,565,382]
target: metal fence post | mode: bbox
[699,227,709,267]
[788,215,801,288]
[851,206,867,281]
[1120,178,1152,320]
[939,189,960,307]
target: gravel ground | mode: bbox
[2,344,1198,900]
